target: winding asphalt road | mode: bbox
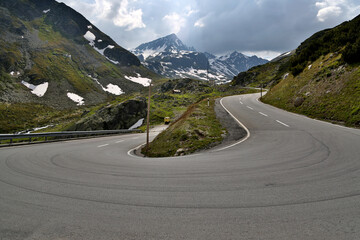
[1,93,360,239]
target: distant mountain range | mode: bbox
[0,0,156,108]
[132,34,268,83]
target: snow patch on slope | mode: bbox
[129,118,144,130]
[125,73,151,86]
[10,71,21,76]
[104,84,123,95]
[141,45,167,60]
[88,75,124,95]
[84,31,96,43]
[67,92,84,106]
[21,81,48,97]
[83,31,119,64]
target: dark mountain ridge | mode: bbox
[1,0,140,66]
[0,0,155,108]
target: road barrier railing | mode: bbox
[0,129,142,147]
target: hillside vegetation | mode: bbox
[142,98,225,157]
[0,0,158,109]
[142,80,258,157]
[289,14,360,75]
[263,53,360,127]
[231,14,360,128]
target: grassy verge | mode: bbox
[142,98,225,157]
[262,53,360,127]
[141,84,260,157]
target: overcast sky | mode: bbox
[57,0,360,60]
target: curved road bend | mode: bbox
[1,93,360,239]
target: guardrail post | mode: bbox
[45,136,47,142]
[10,138,13,145]
[29,137,31,143]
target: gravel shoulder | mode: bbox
[214,98,247,148]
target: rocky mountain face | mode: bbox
[67,98,147,131]
[0,0,156,109]
[132,34,268,83]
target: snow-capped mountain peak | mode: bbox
[132,34,268,84]
[133,34,196,61]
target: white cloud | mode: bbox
[185,6,198,16]
[113,0,146,30]
[316,5,342,22]
[315,0,359,22]
[94,0,113,19]
[60,0,146,31]
[194,18,205,28]
[162,13,186,34]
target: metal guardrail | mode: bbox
[0,129,142,146]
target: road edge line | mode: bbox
[127,143,145,158]
[213,97,251,152]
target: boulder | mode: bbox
[294,97,304,107]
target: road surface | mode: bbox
[1,93,360,239]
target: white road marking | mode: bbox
[116,140,124,143]
[214,98,251,152]
[97,144,109,148]
[240,101,243,105]
[247,106,254,110]
[276,120,290,127]
[259,112,268,117]
[132,137,139,139]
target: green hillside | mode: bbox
[231,14,360,128]
[0,0,158,109]
[263,53,360,127]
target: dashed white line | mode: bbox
[116,140,124,143]
[247,106,254,110]
[97,144,109,148]
[131,137,139,140]
[259,112,268,117]
[276,120,290,127]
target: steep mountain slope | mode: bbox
[0,0,157,108]
[232,14,360,127]
[132,34,268,83]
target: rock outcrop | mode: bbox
[68,98,147,131]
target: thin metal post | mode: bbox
[146,81,152,152]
